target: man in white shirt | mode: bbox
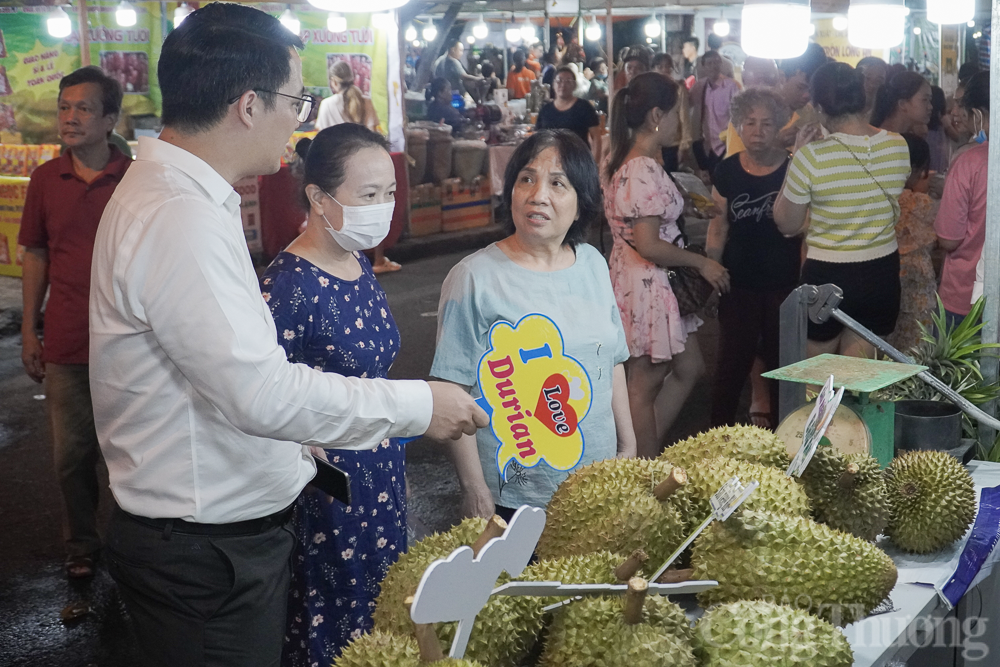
[89,5,486,666]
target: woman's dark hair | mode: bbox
[294,124,390,210]
[59,66,124,117]
[512,49,526,72]
[590,57,606,71]
[928,85,946,131]
[481,61,495,78]
[605,72,678,180]
[958,61,980,85]
[159,3,303,132]
[426,77,450,103]
[964,71,989,112]
[706,33,723,51]
[810,62,866,119]
[902,133,930,175]
[500,129,602,249]
[871,71,929,128]
[554,65,576,80]
[651,53,674,73]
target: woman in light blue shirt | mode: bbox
[430,129,637,519]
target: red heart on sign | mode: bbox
[533,373,579,438]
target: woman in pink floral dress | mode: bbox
[603,72,730,458]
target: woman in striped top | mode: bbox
[774,62,911,358]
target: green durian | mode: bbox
[678,456,812,524]
[885,451,977,554]
[694,600,853,667]
[537,458,688,564]
[662,425,791,469]
[540,582,696,667]
[691,509,897,625]
[333,630,486,667]
[800,445,890,541]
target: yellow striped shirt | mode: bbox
[784,130,910,263]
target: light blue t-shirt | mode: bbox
[430,242,630,509]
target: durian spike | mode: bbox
[471,515,508,557]
[838,462,861,489]
[653,467,687,501]
[405,596,446,662]
[614,548,649,581]
[657,568,694,584]
[623,577,649,625]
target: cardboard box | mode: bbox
[409,183,442,237]
[440,176,492,232]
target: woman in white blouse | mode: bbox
[315,60,380,132]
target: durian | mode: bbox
[800,445,890,541]
[691,509,897,625]
[663,425,790,469]
[679,456,812,524]
[537,458,688,563]
[333,630,486,667]
[540,578,697,667]
[694,600,853,667]
[885,451,977,554]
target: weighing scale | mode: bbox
[763,353,926,467]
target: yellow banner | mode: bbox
[0,175,29,277]
[813,19,889,67]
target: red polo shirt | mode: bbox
[18,145,131,365]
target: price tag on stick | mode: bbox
[786,375,845,478]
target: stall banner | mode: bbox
[0,3,162,145]
[813,19,889,67]
[477,313,593,481]
[0,175,29,277]
[234,176,263,255]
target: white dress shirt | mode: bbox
[89,137,433,523]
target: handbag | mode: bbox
[664,233,715,317]
[828,135,901,225]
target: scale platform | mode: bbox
[763,354,928,468]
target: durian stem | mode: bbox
[471,515,508,557]
[656,568,694,584]
[653,468,688,501]
[615,549,649,581]
[623,577,648,625]
[405,596,446,662]
[838,463,861,489]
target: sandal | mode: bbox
[372,259,402,274]
[65,554,96,579]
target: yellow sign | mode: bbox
[0,176,29,277]
[813,19,889,67]
[477,313,593,479]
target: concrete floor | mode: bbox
[0,239,725,666]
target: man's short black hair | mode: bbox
[59,66,123,117]
[159,3,303,133]
[778,42,828,81]
[706,33,723,51]
[447,39,463,52]
[683,35,700,49]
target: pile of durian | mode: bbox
[336,425,979,667]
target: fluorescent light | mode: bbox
[47,6,72,38]
[741,2,810,58]
[848,0,906,48]
[279,8,300,34]
[928,0,974,24]
[116,1,136,27]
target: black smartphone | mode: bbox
[308,455,352,506]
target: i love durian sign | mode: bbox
[477,313,593,480]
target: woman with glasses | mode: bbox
[262,124,407,665]
[536,66,603,164]
[316,60,380,132]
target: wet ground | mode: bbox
[0,242,723,666]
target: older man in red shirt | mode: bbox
[19,66,130,579]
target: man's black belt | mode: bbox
[120,504,293,538]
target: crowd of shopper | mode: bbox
[16,5,993,667]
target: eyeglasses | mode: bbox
[228,90,317,123]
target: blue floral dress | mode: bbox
[261,251,406,665]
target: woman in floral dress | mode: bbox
[602,72,730,457]
[261,124,406,664]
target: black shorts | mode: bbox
[800,252,901,342]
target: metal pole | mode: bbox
[78,0,91,66]
[605,0,613,103]
[979,0,1000,449]
[544,9,550,53]
[777,286,810,422]
[661,15,667,53]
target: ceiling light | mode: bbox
[585,16,601,41]
[307,0,409,12]
[928,0,974,24]
[173,2,192,26]
[116,1,136,27]
[466,34,475,44]
[423,22,437,41]
[913,26,921,34]
[742,0,810,58]
[404,24,417,41]
[520,21,536,43]
[506,25,522,43]
[328,12,346,31]
[47,6,72,38]
[713,18,730,37]
[279,8,300,34]
[473,15,489,39]
[412,39,421,46]
[967,20,976,27]
[848,0,906,48]
[644,16,661,38]
[832,14,849,30]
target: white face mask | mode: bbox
[319,189,395,252]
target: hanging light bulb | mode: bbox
[848,0,906,48]
[741,0,810,58]
[466,34,475,44]
[520,20,536,43]
[713,17,731,37]
[912,25,922,34]
[832,14,849,31]
[174,2,193,26]
[307,0,408,12]
[404,24,417,40]
[505,22,522,43]
[279,8,300,34]
[973,30,983,38]
[928,0,973,24]
[47,6,72,38]
[644,15,662,38]
[422,22,437,42]
[328,12,346,31]
[116,1,137,27]
[967,20,976,27]
[412,39,421,46]
[473,16,489,39]
[585,15,601,41]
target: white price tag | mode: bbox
[786,375,845,478]
[710,477,759,522]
